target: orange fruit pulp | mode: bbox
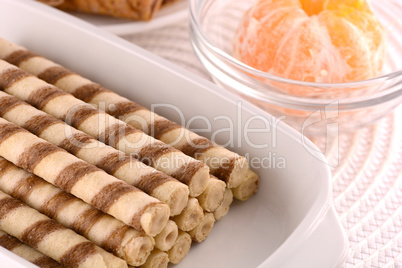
[233,0,386,85]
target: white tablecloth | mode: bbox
[122,17,402,268]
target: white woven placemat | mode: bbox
[123,19,402,268]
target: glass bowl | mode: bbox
[189,0,402,135]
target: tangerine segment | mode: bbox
[233,0,386,84]
[318,10,386,81]
[269,16,347,83]
[233,6,308,73]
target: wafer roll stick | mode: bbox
[0,118,169,236]
[0,230,62,268]
[0,190,127,268]
[167,230,191,264]
[213,188,233,221]
[0,157,154,266]
[197,175,226,212]
[0,90,189,216]
[55,0,163,21]
[171,197,203,232]
[153,220,178,251]
[139,249,169,268]
[188,212,215,243]
[0,39,247,188]
[232,169,259,201]
[0,58,210,198]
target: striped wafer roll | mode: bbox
[0,190,127,268]
[0,57,209,198]
[197,175,226,212]
[139,249,169,268]
[0,157,154,266]
[153,220,178,251]
[167,230,191,264]
[0,90,189,216]
[232,169,259,201]
[0,118,169,236]
[188,212,215,243]
[213,188,233,221]
[0,39,247,188]
[171,197,203,232]
[0,230,62,268]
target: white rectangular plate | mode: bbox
[0,1,348,267]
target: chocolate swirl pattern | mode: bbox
[0,38,249,189]
[0,90,189,216]
[0,117,169,236]
[0,57,209,197]
[0,157,155,266]
[0,230,62,268]
[0,190,127,268]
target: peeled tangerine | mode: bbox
[233,0,386,84]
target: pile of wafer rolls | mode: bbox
[37,0,180,21]
[0,37,259,267]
